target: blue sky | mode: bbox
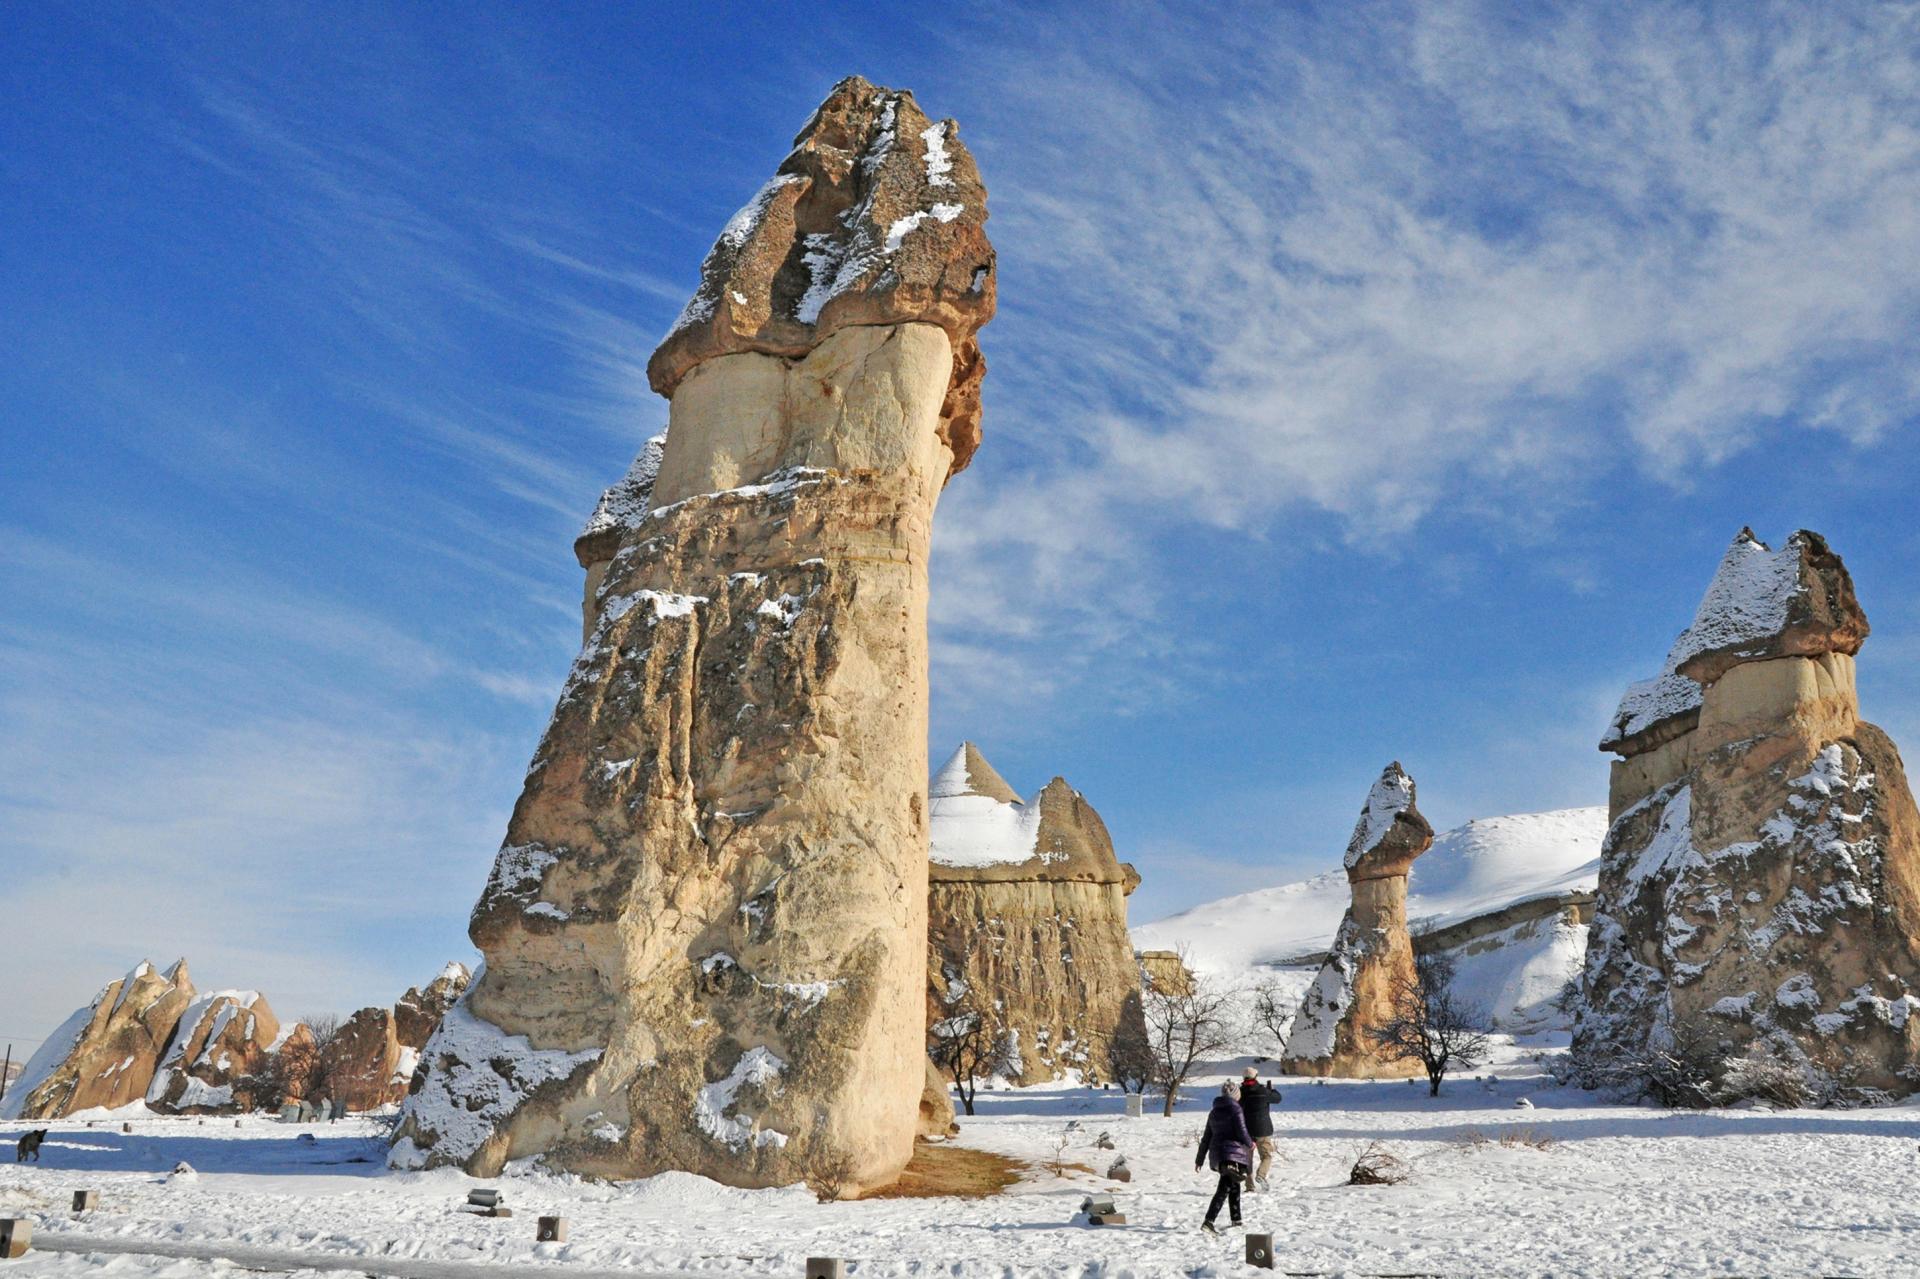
[5,0,1919,1053]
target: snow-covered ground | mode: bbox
[7,1037,1920,1277]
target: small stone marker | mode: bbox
[1106,1155,1131,1183]
[489,1207,514,1219]
[71,1190,98,1213]
[279,1104,301,1123]
[235,1120,242,1128]
[1094,1131,1115,1150]
[0,1219,29,1260]
[466,1188,501,1209]
[121,1123,132,1133]
[536,1216,568,1243]
[1079,1192,1124,1224]
[1246,1232,1275,1269]
[1124,1094,1144,1119]
[805,1259,846,1279]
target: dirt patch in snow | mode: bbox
[860,1142,1027,1199]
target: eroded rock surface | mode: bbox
[146,990,282,1115]
[394,77,995,1194]
[1,960,196,1120]
[925,744,1148,1086]
[1574,529,1920,1100]
[1282,764,1433,1077]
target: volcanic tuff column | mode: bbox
[1573,530,1920,1099]
[1283,764,1434,1078]
[393,77,996,1193]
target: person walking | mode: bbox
[1238,1065,1280,1191]
[1194,1079,1253,1233]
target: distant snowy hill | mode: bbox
[1134,807,1607,1033]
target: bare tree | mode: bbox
[1365,954,1490,1097]
[1250,980,1296,1059]
[929,995,1002,1117]
[1141,952,1235,1116]
[254,1014,342,1110]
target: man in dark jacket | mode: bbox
[1194,1080,1253,1232]
[1238,1066,1279,1190]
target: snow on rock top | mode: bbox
[577,433,667,561]
[928,742,1043,869]
[1666,530,1805,675]
[646,74,995,400]
[1134,807,1607,976]
[1601,529,1869,752]
[1344,763,1418,870]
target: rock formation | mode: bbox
[146,990,283,1114]
[925,744,1148,1086]
[319,1007,406,1112]
[4,958,473,1120]
[1136,950,1194,997]
[1574,529,1920,1100]
[917,1058,957,1139]
[2,960,196,1119]
[394,963,472,1055]
[394,76,996,1194]
[316,964,474,1112]
[1282,764,1433,1077]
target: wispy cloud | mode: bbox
[932,0,1920,694]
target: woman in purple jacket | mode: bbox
[1194,1079,1253,1232]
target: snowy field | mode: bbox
[5,1037,1920,1278]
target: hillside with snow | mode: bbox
[1134,807,1607,1031]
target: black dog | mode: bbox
[15,1129,48,1163]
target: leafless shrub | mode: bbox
[1364,954,1490,1097]
[1049,1121,1080,1177]
[1499,1127,1553,1150]
[804,1145,858,1203]
[1250,980,1296,1058]
[929,993,1004,1117]
[1347,1142,1409,1186]
[1141,949,1236,1116]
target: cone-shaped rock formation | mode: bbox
[394,76,996,1194]
[1574,530,1920,1099]
[1282,764,1434,1077]
[145,990,282,1114]
[2,960,195,1119]
[925,744,1147,1086]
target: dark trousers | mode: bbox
[1205,1166,1244,1225]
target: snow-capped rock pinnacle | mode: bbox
[1575,528,1920,1102]
[396,76,998,1196]
[1283,763,1434,1079]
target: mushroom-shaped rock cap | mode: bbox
[648,76,996,475]
[1668,528,1867,686]
[1600,528,1869,754]
[1343,762,1433,881]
